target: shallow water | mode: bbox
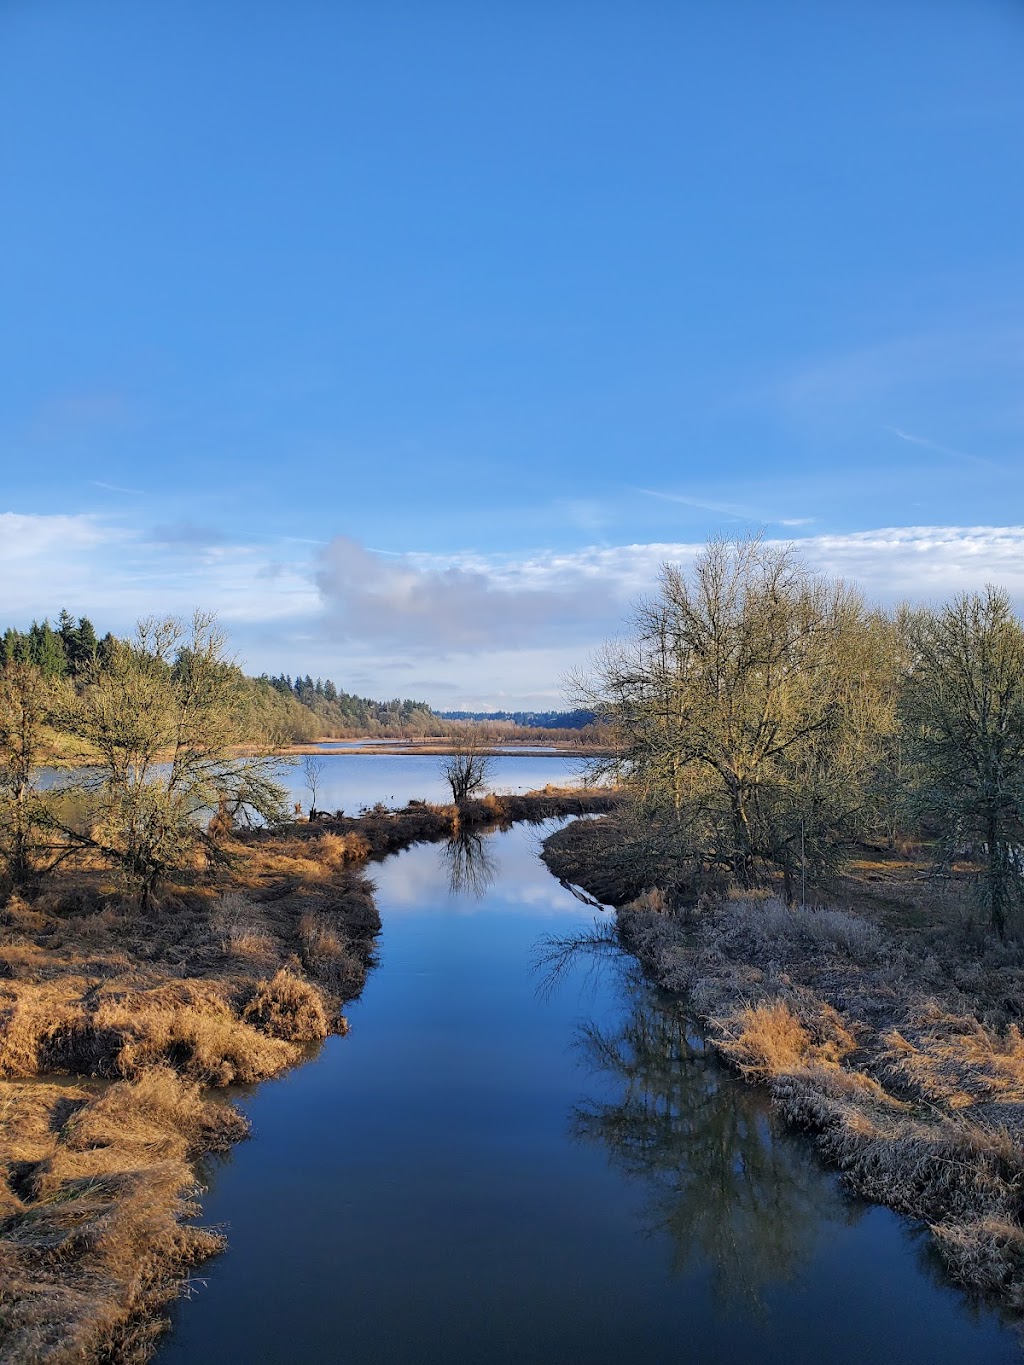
[158,823,1018,1364]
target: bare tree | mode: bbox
[0,662,49,885]
[441,734,493,805]
[303,753,326,818]
[903,586,1024,937]
[51,613,287,905]
[441,829,497,897]
[584,536,896,897]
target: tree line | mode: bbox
[260,672,437,734]
[585,536,1024,937]
[2,609,109,678]
[440,708,597,730]
[1,611,439,743]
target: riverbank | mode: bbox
[542,818,1024,1321]
[0,789,616,1362]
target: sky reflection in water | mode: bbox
[157,822,1018,1365]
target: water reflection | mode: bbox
[571,969,859,1310]
[441,829,498,898]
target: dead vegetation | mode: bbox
[0,788,608,1361]
[0,1068,246,1363]
[0,823,382,1362]
[544,815,1024,1319]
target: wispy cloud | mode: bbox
[90,479,144,495]
[315,536,630,653]
[636,487,761,519]
[149,522,229,548]
[636,487,813,528]
[883,425,1002,473]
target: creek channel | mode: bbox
[157,813,1019,1363]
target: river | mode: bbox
[156,816,1017,1363]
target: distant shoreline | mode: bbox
[279,737,610,759]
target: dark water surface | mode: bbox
[159,823,1018,1364]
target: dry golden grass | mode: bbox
[883,1006,1024,1109]
[0,1068,247,1363]
[0,826,390,1361]
[241,968,328,1043]
[716,999,858,1076]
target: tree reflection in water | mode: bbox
[442,829,498,899]
[570,959,861,1311]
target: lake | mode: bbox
[157,819,1018,1364]
[281,751,584,813]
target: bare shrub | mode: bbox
[715,896,886,967]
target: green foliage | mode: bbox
[259,672,437,735]
[2,611,100,678]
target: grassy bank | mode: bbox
[543,818,1024,1320]
[0,788,614,1362]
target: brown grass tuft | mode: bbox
[242,968,329,1043]
[0,1070,248,1362]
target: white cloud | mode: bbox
[0,511,319,631]
[315,535,631,651]
[0,511,114,561]
[5,510,1024,706]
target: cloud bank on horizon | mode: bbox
[4,510,1024,709]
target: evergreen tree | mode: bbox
[73,616,99,672]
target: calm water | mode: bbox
[37,752,584,816]
[158,822,1018,1364]
[282,752,583,813]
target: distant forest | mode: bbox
[1,613,603,746]
[440,709,596,730]
[1,612,439,743]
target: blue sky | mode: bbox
[2,1,1024,706]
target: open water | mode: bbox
[157,817,1019,1364]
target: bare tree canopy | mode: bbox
[903,586,1024,937]
[584,536,897,900]
[441,736,493,805]
[49,612,287,904]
